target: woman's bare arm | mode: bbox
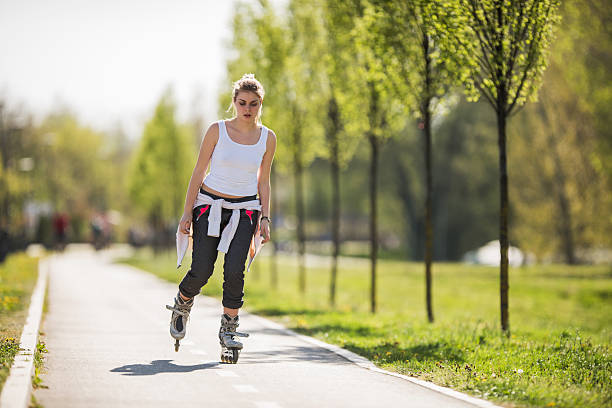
[257,130,277,243]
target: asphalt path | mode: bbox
[34,247,485,408]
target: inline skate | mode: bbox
[165,292,194,352]
[219,314,249,363]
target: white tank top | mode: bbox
[202,120,268,196]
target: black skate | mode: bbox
[219,314,249,364]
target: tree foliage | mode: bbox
[510,0,612,261]
[441,0,561,332]
[0,100,131,248]
[446,0,561,113]
[367,0,469,322]
[0,103,35,247]
[128,90,193,231]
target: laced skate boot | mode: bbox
[165,292,194,352]
[219,314,249,363]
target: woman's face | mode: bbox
[233,91,261,124]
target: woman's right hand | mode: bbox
[179,212,193,234]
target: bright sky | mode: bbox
[0,0,242,139]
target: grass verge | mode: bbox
[121,249,612,408]
[32,341,47,390]
[0,253,40,393]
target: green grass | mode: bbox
[122,249,612,408]
[28,341,48,408]
[0,253,40,392]
[31,341,48,390]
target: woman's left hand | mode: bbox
[260,219,271,243]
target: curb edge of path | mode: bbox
[121,257,504,408]
[246,313,503,408]
[0,257,49,408]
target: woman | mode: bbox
[167,74,276,363]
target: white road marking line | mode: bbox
[181,340,195,346]
[190,349,208,355]
[233,384,259,393]
[254,402,282,408]
[216,371,239,377]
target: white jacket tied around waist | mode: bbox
[176,192,263,269]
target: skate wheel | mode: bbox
[174,340,180,352]
[221,347,237,364]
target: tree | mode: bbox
[291,0,339,303]
[128,90,193,250]
[292,0,362,306]
[332,0,404,313]
[0,94,137,253]
[252,4,290,290]
[225,1,327,293]
[510,0,612,262]
[0,100,34,255]
[370,0,460,322]
[443,0,561,332]
[556,0,612,182]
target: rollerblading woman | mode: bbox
[168,74,275,363]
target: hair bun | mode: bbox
[232,73,265,101]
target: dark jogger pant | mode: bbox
[178,190,259,309]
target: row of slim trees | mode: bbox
[3,0,607,335]
[224,0,562,333]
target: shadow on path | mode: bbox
[251,308,327,317]
[344,341,466,365]
[110,360,219,376]
[239,345,352,365]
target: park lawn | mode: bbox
[0,253,40,392]
[122,249,612,408]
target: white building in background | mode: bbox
[463,240,527,267]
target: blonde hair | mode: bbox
[227,74,265,120]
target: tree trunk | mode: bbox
[540,102,576,264]
[497,110,510,333]
[423,109,434,323]
[393,153,419,259]
[151,206,162,255]
[293,125,306,294]
[270,165,278,289]
[495,2,509,334]
[328,97,341,306]
[422,34,434,323]
[550,138,576,264]
[369,134,378,314]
